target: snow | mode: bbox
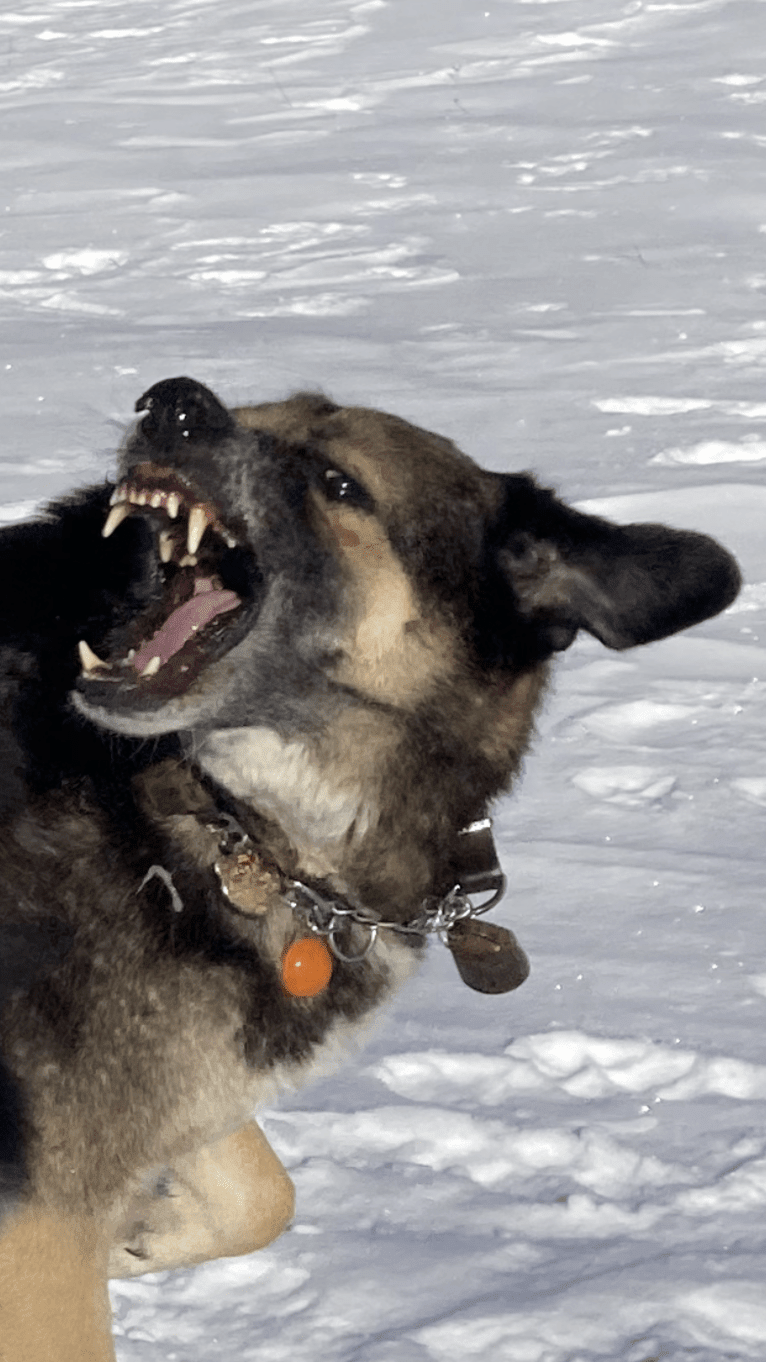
[3,0,766,1357]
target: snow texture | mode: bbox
[2,0,766,1357]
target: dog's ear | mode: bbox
[493,475,741,654]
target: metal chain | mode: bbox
[204,809,507,964]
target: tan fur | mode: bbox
[233,398,490,514]
[0,1205,114,1361]
[0,1128,292,1361]
[312,496,456,707]
[466,668,549,767]
[109,1121,295,1278]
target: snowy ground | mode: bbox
[2,0,766,1357]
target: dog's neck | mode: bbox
[130,750,520,992]
[195,726,379,887]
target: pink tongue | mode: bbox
[132,582,240,673]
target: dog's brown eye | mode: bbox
[322,468,370,510]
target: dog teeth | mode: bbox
[187,505,210,556]
[217,525,237,549]
[102,502,132,538]
[105,486,235,557]
[179,553,198,567]
[140,656,161,678]
[78,640,110,673]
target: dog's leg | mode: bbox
[0,1203,114,1361]
[109,1119,295,1278]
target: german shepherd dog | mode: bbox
[0,378,740,1358]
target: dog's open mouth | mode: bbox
[77,461,260,701]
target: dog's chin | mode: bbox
[71,665,232,737]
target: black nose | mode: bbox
[134,377,235,454]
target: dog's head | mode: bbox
[72,377,740,906]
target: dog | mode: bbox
[0,378,740,1358]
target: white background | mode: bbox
[2,1,766,1357]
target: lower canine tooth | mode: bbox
[78,640,110,673]
[187,505,209,556]
[102,503,132,538]
[159,530,174,563]
[140,656,161,678]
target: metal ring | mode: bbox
[465,874,507,918]
[328,921,378,963]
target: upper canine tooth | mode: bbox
[187,505,210,556]
[167,493,180,519]
[78,640,110,673]
[102,502,132,538]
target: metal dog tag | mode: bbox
[446,918,530,994]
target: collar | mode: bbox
[207,808,528,994]
[211,811,506,963]
[136,764,529,995]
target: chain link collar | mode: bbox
[210,812,506,964]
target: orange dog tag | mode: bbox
[281,937,333,997]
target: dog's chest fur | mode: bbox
[197,726,375,875]
[0,771,421,1210]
